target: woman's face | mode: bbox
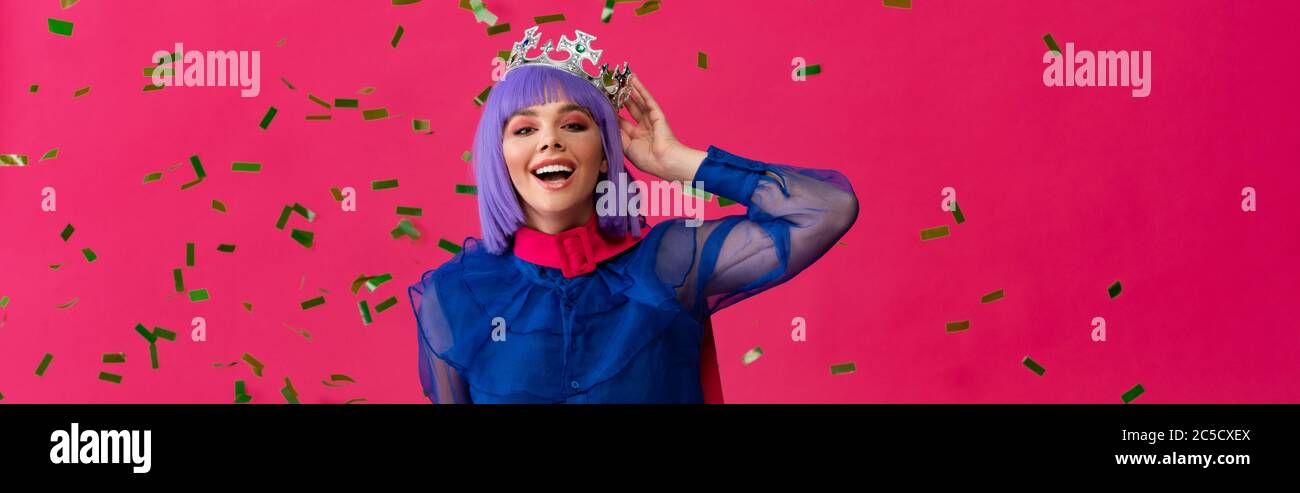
[502,100,607,229]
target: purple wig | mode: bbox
[472,64,643,254]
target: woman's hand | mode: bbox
[616,75,706,183]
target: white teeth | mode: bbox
[532,164,574,176]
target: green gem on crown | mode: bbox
[575,44,585,53]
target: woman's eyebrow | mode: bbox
[507,103,591,121]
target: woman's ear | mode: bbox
[600,158,608,174]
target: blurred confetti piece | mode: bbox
[308,94,331,109]
[48,18,74,36]
[697,51,707,69]
[1108,281,1123,299]
[234,381,252,403]
[635,1,660,15]
[830,362,856,375]
[73,86,90,97]
[143,171,163,183]
[980,289,1004,304]
[56,297,79,309]
[362,108,390,120]
[173,268,185,292]
[60,223,75,242]
[473,85,492,106]
[1043,33,1061,55]
[213,361,238,367]
[153,326,177,341]
[291,229,315,248]
[259,106,278,129]
[281,378,300,404]
[243,302,253,312]
[359,300,373,325]
[212,200,227,213]
[306,114,331,120]
[412,119,432,133]
[242,353,265,377]
[350,273,371,294]
[217,244,236,253]
[275,206,292,229]
[102,353,126,364]
[135,323,157,344]
[602,0,615,23]
[1021,356,1046,376]
[35,353,54,376]
[462,151,473,162]
[40,148,59,161]
[357,87,376,95]
[883,0,912,8]
[534,13,565,24]
[1,154,29,166]
[468,0,499,25]
[796,64,822,77]
[280,77,295,90]
[375,296,398,313]
[29,84,39,92]
[187,242,195,266]
[188,288,210,302]
[301,296,326,310]
[345,398,368,404]
[439,238,462,254]
[50,263,63,269]
[285,323,312,341]
[391,25,405,48]
[396,206,422,216]
[945,320,970,333]
[180,155,206,190]
[393,0,422,5]
[331,187,344,201]
[392,219,422,240]
[920,225,949,240]
[61,0,80,9]
[322,374,357,387]
[952,201,965,224]
[99,372,122,384]
[372,179,399,190]
[291,203,316,221]
[742,346,763,366]
[455,184,477,195]
[231,162,261,172]
[81,247,97,262]
[143,83,165,92]
[334,98,358,108]
[365,273,393,292]
[149,342,159,369]
[0,295,8,308]
[1122,384,1145,404]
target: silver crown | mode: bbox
[505,26,633,111]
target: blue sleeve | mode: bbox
[648,145,860,318]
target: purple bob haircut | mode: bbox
[472,64,643,254]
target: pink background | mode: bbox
[2,0,1297,403]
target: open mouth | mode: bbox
[531,164,575,183]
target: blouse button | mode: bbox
[570,380,580,389]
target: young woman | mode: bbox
[409,27,858,403]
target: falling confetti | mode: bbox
[56,297,79,309]
[358,300,373,325]
[372,179,399,190]
[47,18,74,37]
[375,296,399,313]
[1043,33,1062,55]
[1108,281,1123,299]
[322,374,357,387]
[796,64,822,77]
[180,155,206,190]
[60,223,75,242]
[883,0,912,8]
[281,378,300,404]
[534,13,566,24]
[1122,384,1145,404]
[102,353,126,364]
[259,106,278,129]
[242,353,265,377]
[980,289,1004,303]
[81,247,97,262]
[395,206,422,217]
[697,51,707,69]
[291,229,314,248]
[301,296,326,310]
[99,372,122,384]
[362,108,390,120]
[231,162,261,172]
[473,85,492,106]
[212,200,227,213]
[830,362,856,375]
[439,238,462,254]
[742,347,763,365]
[920,225,950,240]
[1021,356,1046,376]
[135,323,157,344]
[186,242,195,266]
[334,98,358,108]
[217,244,236,253]
[40,148,59,161]
[391,25,405,48]
[455,184,477,195]
[365,274,393,292]
[952,201,966,224]
[35,353,54,376]
[945,320,970,333]
[634,1,660,16]
[309,94,331,109]
[73,86,90,98]
[188,288,210,302]
[234,380,252,403]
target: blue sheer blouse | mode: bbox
[408,145,858,403]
